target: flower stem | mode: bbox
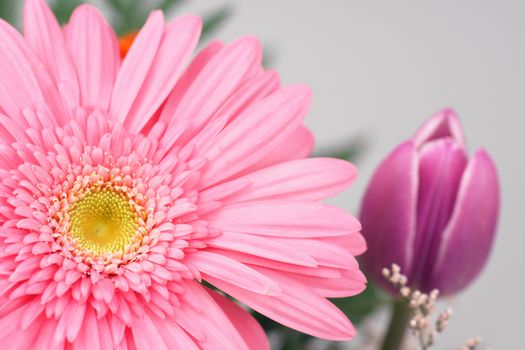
[381,299,411,350]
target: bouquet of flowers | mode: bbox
[0,1,502,349]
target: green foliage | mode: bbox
[0,0,18,25]
[314,135,368,164]
[200,5,232,43]
[105,0,231,38]
[331,281,387,326]
[0,0,232,45]
[106,0,162,35]
[51,0,84,24]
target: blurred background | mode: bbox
[2,0,524,348]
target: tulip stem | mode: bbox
[381,299,411,350]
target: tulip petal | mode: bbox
[409,139,468,288]
[413,108,466,150]
[359,141,418,285]
[430,149,499,295]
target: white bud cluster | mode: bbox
[383,264,483,350]
[455,337,482,350]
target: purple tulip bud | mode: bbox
[360,109,500,296]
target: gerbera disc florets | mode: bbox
[45,149,168,269]
[68,187,141,255]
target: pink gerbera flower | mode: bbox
[0,0,366,349]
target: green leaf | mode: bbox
[159,0,186,14]
[331,281,388,326]
[51,0,84,24]
[0,0,18,25]
[314,134,368,164]
[105,0,145,35]
[103,0,231,41]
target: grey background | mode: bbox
[177,1,524,348]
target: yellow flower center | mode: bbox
[69,189,139,255]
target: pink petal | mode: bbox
[209,248,344,279]
[0,301,26,338]
[154,40,223,138]
[206,200,360,238]
[0,307,42,348]
[21,300,45,330]
[179,113,230,161]
[74,308,101,350]
[163,36,262,147]
[24,0,79,107]
[431,149,500,295]
[190,251,281,295]
[208,289,270,350]
[94,317,114,350]
[199,85,312,187]
[0,22,44,120]
[246,125,315,172]
[0,113,26,144]
[93,278,115,303]
[109,315,126,345]
[131,313,169,350]
[110,11,164,125]
[34,318,64,350]
[179,281,253,349]
[291,269,367,298]
[202,157,356,203]
[321,233,367,257]
[65,302,86,342]
[9,255,40,282]
[273,237,358,269]
[66,4,119,110]
[124,15,202,134]
[0,21,62,123]
[208,267,356,340]
[150,316,199,350]
[206,231,317,267]
[213,69,280,126]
